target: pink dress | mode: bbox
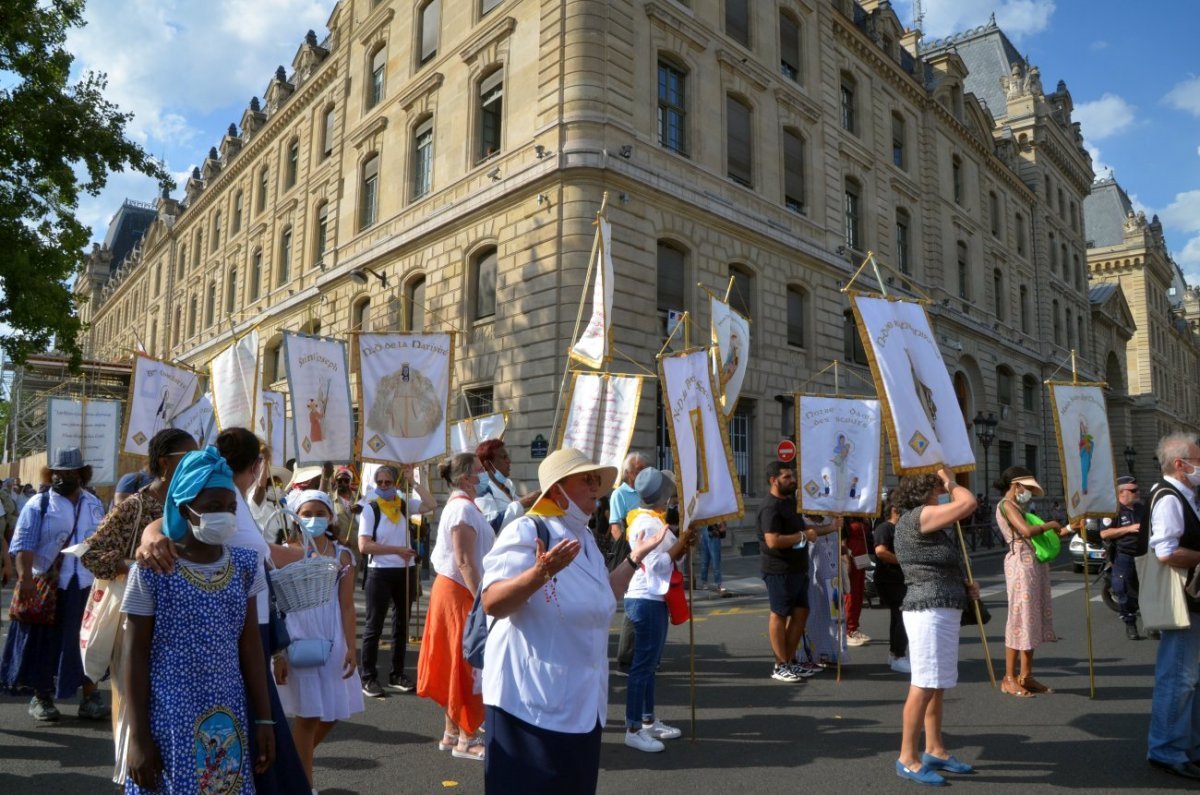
[996,501,1057,651]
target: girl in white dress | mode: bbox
[272,490,364,791]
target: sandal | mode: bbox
[1019,675,1054,694]
[1001,676,1034,698]
[437,731,459,751]
[452,735,485,761]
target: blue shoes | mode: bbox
[896,760,946,786]
[922,753,975,774]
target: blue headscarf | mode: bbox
[163,445,238,541]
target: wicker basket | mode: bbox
[269,534,340,614]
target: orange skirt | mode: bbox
[417,575,483,734]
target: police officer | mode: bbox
[1100,475,1149,639]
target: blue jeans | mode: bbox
[1148,617,1200,764]
[624,597,668,729]
[700,531,722,586]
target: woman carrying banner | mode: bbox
[417,453,495,760]
[891,468,979,786]
[993,467,1073,697]
[480,448,670,793]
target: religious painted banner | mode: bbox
[568,217,613,369]
[260,391,287,467]
[171,394,217,448]
[557,373,642,471]
[1048,383,1118,520]
[358,332,454,465]
[47,398,122,486]
[796,396,883,517]
[450,412,508,455]
[122,355,199,456]
[710,295,750,417]
[283,331,354,465]
[850,295,975,474]
[209,331,261,432]
[658,347,743,527]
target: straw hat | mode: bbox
[288,464,324,488]
[1012,475,1044,496]
[537,448,618,495]
[269,465,292,485]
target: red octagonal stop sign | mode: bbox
[777,439,796,462]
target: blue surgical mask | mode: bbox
[937,493,952,505]
[300,516,329,538]
[375,486,397,500]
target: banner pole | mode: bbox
[688,543,697,742]
[836,527,844,684]
[1080,520,1097,698]
[954,520,997,688]
[723,274,735,302]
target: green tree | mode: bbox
[1,0,169,367]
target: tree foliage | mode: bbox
[0,0,169,368]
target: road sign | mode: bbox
[531,434,549,460]
[777,439,796,462]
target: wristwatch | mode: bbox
[626,555,639,570]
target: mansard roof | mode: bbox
[1084,177,1137,249]
[924,17,1024,117]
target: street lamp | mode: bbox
[1123,445,1136,475]
[972,411,998,502]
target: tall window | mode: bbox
[783,128,804,213]
[952,155,963,204]
[989,191,1000,236]
[993,267,1005,320]
[895,209,911,275]
[1077,315,1086,357]
[726,95,752,187]
[1022,375,1037,411]
[725,0,749,47]
[998,440,1014,472]
[352,297,371,332]
[1024,444,1038,473]
[368,45,386,108]
[728,265,753,322]
[478,68,504,161]
[314,203,329,262]
[286,138,299,189]
[1048,231,1056,272]
[178,245,186,279]
[997,367,1013,406]
[257,167,268,214]
[657,60,687,155]
[251,250,263,300]
[205,282,216,327]
[278,228,292,285]
[1015,212,1026,256]
[956,240,969,300]
[657,241,686,335]
[1019,284,1030,333]
[419,0,440,64]
[844,178,862,251]
[786,286,806,348]
[173,307,182,347]
[891,112,906,169]
[730,401,754,494]
[473,246,497,320]
[321,106,335,158]
[360,155,379,230]
[1060,243,1068,280]
[1052,299,1061,345]
[412,117,434,200]
[154,262,162,296]
[212,212,221,250]
[226,269,237,313]
[779,12,800,81]
[194,233,202,267]
[188,296,198,338]
[1066,306,1074,350]
[233,192,243,233]
[404,276,426,331]
[840,74,856,134]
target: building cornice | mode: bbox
[459,15,516,64]
[643,1,709,53]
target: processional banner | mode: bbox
[796,396,883,518]
[122,355,199,455]
[209,331,261,432]
[358,333,454,465]
[568,218,613,369]
[47,398,121,486]
[1047,383,1118,519]
[261,391,287,467]
[658,348,743,526]
[710,295,750,417]
[850,295,975,474]
[450,412,508,454]
[557,373,642,470]
[283,331,354,465]
[171,394,216,448]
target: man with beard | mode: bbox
[1100,475,1149,640]
[329,465,363,549]
[757,461,815,682]
[0,448,109,721]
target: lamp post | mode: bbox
[972,411,998,505]
[1123,446,1136,476]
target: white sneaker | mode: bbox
[643,719,682,740]
[625,728,665,752]
[889,655,912,674]
[772,663,802,682]
[846,631,869,647]
[789,662,819,678]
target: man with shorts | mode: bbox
[758,461,815,682]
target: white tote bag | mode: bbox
[1136,553,1191,631]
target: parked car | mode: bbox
[1069,523,1107,572]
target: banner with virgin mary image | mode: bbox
[358,332,454,465]
[796,396,883,518]
[1048,383,1118,520]
[850,295,975,474]
[122,354,199,456]
[658,347,743,527]
[283,331,354,465]
[557,373,642,471]
[710,295,750,417]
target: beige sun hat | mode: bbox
[537,448,618,495]
[288,464,324,488]
[1012,475,1045,496]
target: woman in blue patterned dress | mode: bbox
[121,447,275,793]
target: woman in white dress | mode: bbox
[272,490,364,791]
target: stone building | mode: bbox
[76,0,1109,521]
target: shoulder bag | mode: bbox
[8,494,69,625]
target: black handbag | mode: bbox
[263,563,291,654]
[962,598,991,626]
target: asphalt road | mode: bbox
[0,548,1177,794]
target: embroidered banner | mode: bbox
[209,331,261,432]
[710,295,750,417]
[450,412,508,455]
[568,218,613,369]
[1048,383,1118,520]
[557,373,642,471]
[260,391,287,467]
[47,398,122,486]
[122,354,199,455]
[283,332,354,465]
[171,394,216,448]
[358,332,454,465]
[796,396,883,517]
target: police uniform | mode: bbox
[1103,499,1149,630]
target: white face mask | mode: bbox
[556,485,591,528]
[1015,489,1033,506]
[187,506,238,545]
[1186,463,1200,488]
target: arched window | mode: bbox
[251,249,263,300]
[360,155,380,230]
[205,281,217,327]
[194,232,202,267]
[233,191,243,233]
[844,178,862,250]
[314,202,330,263]
[412,116,434,200]
[321,106,335,158]
[840,73,856,134]
[477,67,504,162]
[278,227,292,285]
[993,267,1005,321]
[257,166,269,214]
[657,58,688,155]
[352,296,371,332]
[285,137,300,189]
[418,0,440,64]
[779,11,801,81]
[728,264,753,322]
[786,286,807,348]
[226,268,237,313]
[895,208,911,275]
[173,307,182,346]
[726,94,753,187]
[212,212,221,250]
[404,275,426,331]
[996,366,1014,407]
[188,295,198,338]
[472,246,497,320]
[1048,231,1056,272]
[368,44,387,108]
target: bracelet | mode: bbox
[536,561,552,582]
[626,555,639,570]
[254,719,275,726]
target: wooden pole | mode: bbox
[688,542,697,741]
[1068,349,1097,697]
[954,520,997,688]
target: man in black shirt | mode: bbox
[758,461,815,682]
[1100,475,1149,639]
[872,502,909,672]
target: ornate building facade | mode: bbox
[77,0,1116,518]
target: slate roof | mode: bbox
[1088,283,1118,306]
[923,17,1024,117]
[1084,178,1135,249]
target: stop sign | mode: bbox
[777,439,796,462]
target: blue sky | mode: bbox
[70,0,1200,281]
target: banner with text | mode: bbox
[450,412,508,454]
[568,218,613,369]
[557,373,642,471]
[122,354,199,456]
[261,390,287,467]
[850,295,975,474]
[283,332,354,465]
[658,348,743,526]
[209,331,261,433]
[358,332,454,465]
[171,394,216,448]
[796,396,883,517]
[710,295,750,417]
[1048,383,1118,520]
[47,398,121,486]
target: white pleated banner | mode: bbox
[1048,383,1118,520]
[283,332,354,465]
[557,373,642,471]
[261,391,287,467]
[658,348,743,526]
[710,295,750,417]
[47,398,121,486]
[796,396,883,518]
[358,333,454,465]
[209,331,261,432]
[450,412,508,454]
[850,295,975,474]
[122,354,199,455]
[171,394,216,448]
[568,218,613,369]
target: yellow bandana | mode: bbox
[527,496,565,518]
[624,507,666,540]
[376,495,405,524]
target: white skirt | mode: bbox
[903,608,962,689]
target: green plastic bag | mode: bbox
[1024,512,1060,563]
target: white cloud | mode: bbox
[1074,93,1136,141]
[1085,144,1113,181]
[1161,190,1200,234]
[1176,237,1200,281]
[1165,76,1200,117]
[1089,40,1109,51]
[900,0,1056,40]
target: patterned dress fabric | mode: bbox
[996,501,1057,651]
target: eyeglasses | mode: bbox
[1121,487,1139,494]
[571,472,602,487]
[375,479,395,488]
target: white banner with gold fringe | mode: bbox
[450,412,508,454]
[796,396,883,517]
[710,295,750,417]
[358,333,454,465]
[557,373,642,471]
[260,391,287,467]
[1047,383,1118,520]
[283,332,354,465]
[568,218,613,369]
[171,394,216,448]
[209,331,261,433]
[122,355,199,455]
